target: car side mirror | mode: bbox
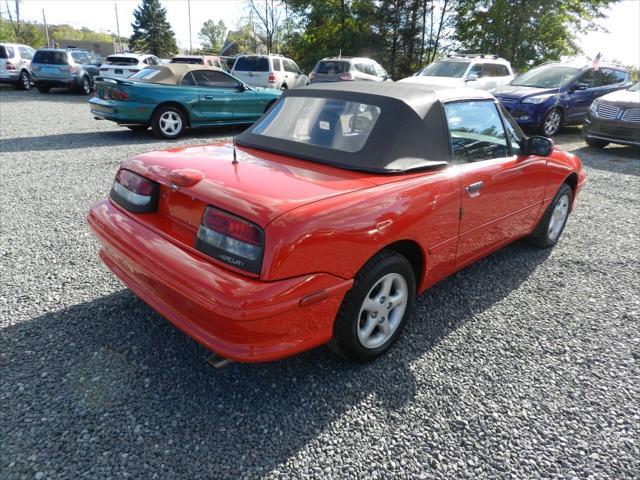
[525,136,554,156]
[237,83,246,92]
[574,82,588,91]
[466,73,479,82]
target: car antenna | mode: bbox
[232,85,238,164]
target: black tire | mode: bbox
[329,250,416,362]
[585,137,609,148]
[526,183,573,248]
[17,70,31,90]
[126,125,149,131]
[37,85,50,94]
[151,105,186,139]
[539,108,562,136]
[280,84,288,90]
[78,76,91,95]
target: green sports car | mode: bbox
[89,64,282,139]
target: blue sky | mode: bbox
[11,0,640,67]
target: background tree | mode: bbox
[129,0,178,57]
[199,19,226,52]
[248,0,283,54]
[454,0,620,71]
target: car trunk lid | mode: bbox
[121,143,381,229]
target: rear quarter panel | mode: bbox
[263,170,461,292]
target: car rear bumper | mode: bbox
[33,76,81,88]
[87,199,352,362]
[89,97,152,124]
[583,113,640,147]
[0,71,20,83]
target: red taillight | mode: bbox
[339,73,354,81]
[268,72,276,83]
[6,62,15,70]
[111,88,129,100]
[196,206,264,274]
[110,169,159,213]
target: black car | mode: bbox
[583,82,640,148]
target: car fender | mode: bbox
[262,170,461,292]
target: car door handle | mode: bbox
[465,181,484,196]
[204,95,213,99]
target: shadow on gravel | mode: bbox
[571,145,640,177]
[1,242,550,478]
[0,126,248,153]
[0,88,91,103]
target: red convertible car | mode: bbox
[88,83,585,364]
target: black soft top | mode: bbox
[236,81,495,174]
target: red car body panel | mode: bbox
[88,143,585,362]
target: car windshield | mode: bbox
[106,56,140,65]
[418,60,469,78]
[252,97,381,153]
[130,68,161,80]
[32,50,68,65]
[315,61,349,74]
[234,56,269,72]
[628,82,640,92]
[511,65,580,88]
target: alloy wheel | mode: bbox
[548,194,570,241]
[83,78,90,94]
[543,110,561,136]
[21,72,30,90]
[159,111,182,136]
[356,273,408,349]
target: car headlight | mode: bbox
[589,100,598,114]
[522,95,554,104]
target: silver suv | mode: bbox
[310,57,391,83]
[0,43,36,90]
[232,54,309,90]
[31,48,101,95]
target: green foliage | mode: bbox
[199,19,227,53]
[454,0,620,70]
[224,22,260,56]
[129,0,178,57]
[283,0,381,73]
[51,24,114,43]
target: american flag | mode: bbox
[591,52,602,71]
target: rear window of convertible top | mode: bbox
[252,97,381,153]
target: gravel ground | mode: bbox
[1,87,639,480]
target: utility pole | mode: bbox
[114,1,123,53]
[42,9,50,47]
[188,0,192,54]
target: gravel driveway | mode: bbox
[1,88,639,479]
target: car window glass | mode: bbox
[18,46,33,59]
[33,50,69,64]
[599,68,625,86]
[373,62,387,78]
[0,46,14,58]
[272,58,281,71]
[444,101,509,164]
[291,61,300,73]
[365,63,376,76]
[234,56,269,72]
[577,69,599,88]
[494,64,509,76]
[469,64,483,77]
[181,72,197,86]
[253,97,381,153]
[71,52,88,64]
[499,106,524,155]
[315,61,349,74]
[283,60,297,73]
[419,60,469,78]
[192,70,239,88]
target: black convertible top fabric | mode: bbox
[236,82,494,173]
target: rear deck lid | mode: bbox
[122,143,380,227]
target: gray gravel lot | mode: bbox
[1,87,639,479]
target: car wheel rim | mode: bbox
[83,79,90,94]
[544,110,561,136]
[548,194,570,241]
[357,272,408,350]
[22,73,30,89]
[159,111,182,136]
